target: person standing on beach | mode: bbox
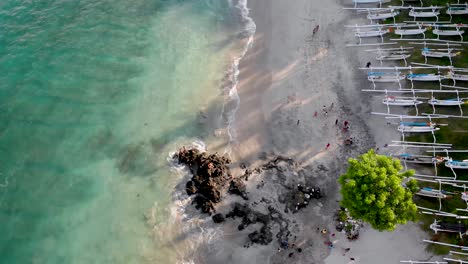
[313,25,319,35]
[326,143,330,149]
[335,119,338,125]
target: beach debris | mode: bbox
[174,147,232,214]
[335,208,363,241]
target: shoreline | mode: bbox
[206,0,435,263]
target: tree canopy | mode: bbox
[338,149,418,231]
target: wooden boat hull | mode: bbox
[422,51,458,58]
[353,0,389,3]
[447,8,468,15]
[355,30,389,37]
[428,99,464,106]
[367,11,399,20]
[383,99,422,106]
[395,28,426,35]
[449,74,468,81]
[398,126,440,133]
[407,74,443,81]
[446,161,468,169]
[376,54,411,60]
[409,11,440,18]
[368,75,405,82]
[417,188,447,198]
[433,29,465,36]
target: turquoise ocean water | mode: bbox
[0,0,250,263]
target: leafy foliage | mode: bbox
[339,149,418,231]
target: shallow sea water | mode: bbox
[0,0,241,263]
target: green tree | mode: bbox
[338,149,418,231]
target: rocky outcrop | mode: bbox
[174,147,232,214]
[228,179,249,200]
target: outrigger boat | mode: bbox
[446,159,468,169]
[393,153,443,164]
[447,72,468,82]
[447,5,468,15]
[406,73,444,81]
[417,187,449,198]
[376,53,411,61]
[368,72,405,82]
[398,121,440,133]
[366,10,400,21]
[428,97,465,106]
[353,0,390,7]
[355,29,389,38]
[409,7,441,21]
[422,48,460,59]
[383,96,423,106]
[433,28,465,36]
[430,220,467,236]
[395,27,427,36]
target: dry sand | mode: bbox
[202,0,437,263]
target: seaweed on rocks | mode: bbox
[174,147,232,214]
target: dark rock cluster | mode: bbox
[226,203,273,245]
[281,183,322,214]
[175,147,232,214]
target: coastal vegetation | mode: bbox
[339,150,419,231]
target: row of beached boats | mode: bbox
[368,71,468,82]
[383,96,465,107]
[355,25,466,39]
[394,152,468,169]
[349,2,468,260]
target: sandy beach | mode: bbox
[201,0,437,263]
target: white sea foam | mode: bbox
[162,139,223,263]
[222,0,256,154]
[164,0,258,261]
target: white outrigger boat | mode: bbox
[433,28,465,36]
[355,29,389,38]
[367,10,400,21]
[428,97,465,106]
[417,187,448,199]
[395,27,427,37]
[422,48,460,59]
[376,53,411,61]
[352,0,390,7]
[368,72,405,82]
[432,25,465,41]
[409,7,441,21]
[398,121,440,133]
[448,72,468,81]
[383,96,423,106]
[446,159,468,169]
[447,5,468,15]
[393,153,443,164]
[406,73,444,81]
